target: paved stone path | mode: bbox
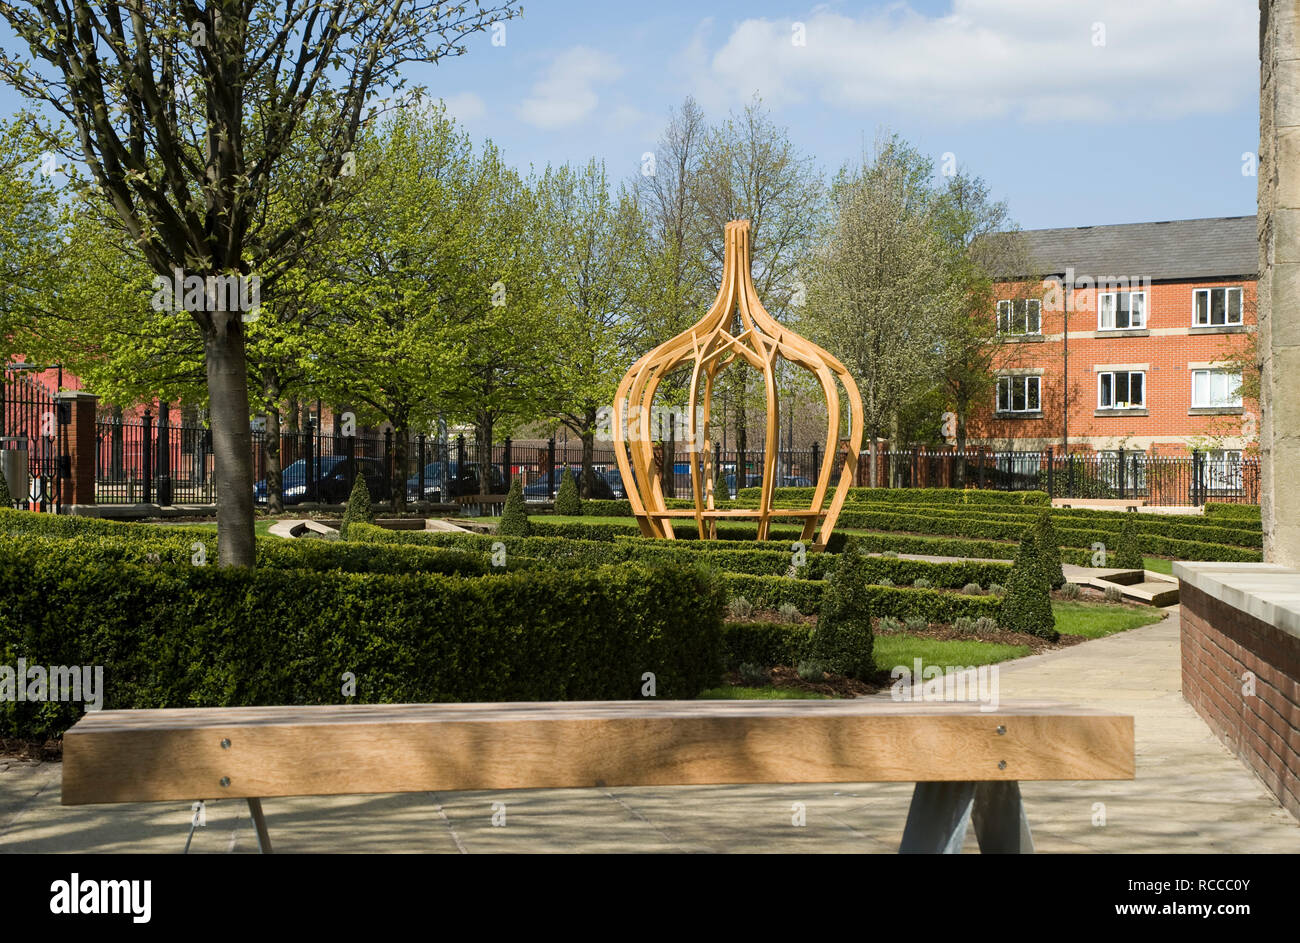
[2,609,1296,853]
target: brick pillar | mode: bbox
[54,391,98,507]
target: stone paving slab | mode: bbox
[1,609,1297,854]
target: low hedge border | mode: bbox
[722,621,814,670]
[0,543,723,740]
[722,573,1003,621]
[737,487,1051,506]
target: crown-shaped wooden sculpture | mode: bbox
[612,219,864,547]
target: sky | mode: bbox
[0,0,1262,232]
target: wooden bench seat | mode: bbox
[62,699,1134,854]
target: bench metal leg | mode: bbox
[899,782,975,853]
[247,798,273,854]
[972,782,1034,853]
[899,781,1034,854]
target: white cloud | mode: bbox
[686,1,1255,123]
[439,92,487,124]
[518,47,624,129]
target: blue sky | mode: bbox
[412,0,1261,230]
[0,0,1261,231]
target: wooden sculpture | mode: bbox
[612,219,864,547]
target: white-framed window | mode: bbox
[1099,449,1148,491]
[1201,449,1244,492]
[996,375,1041,413]
[1098,291,1147,330]
[1193,287,1243,326]
[1191,369,1243,408]
[996,298,1041,335]
[1098,370,1145,409]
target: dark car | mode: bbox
[523,467,615,500]
[255,455,390,505]
[406,460,508,502]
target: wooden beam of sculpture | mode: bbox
[612,219,865,546]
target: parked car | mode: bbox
[254,455,390,505]
[523,467,615,500]
[405,460,507,502]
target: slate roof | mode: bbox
[998,215,1257,282]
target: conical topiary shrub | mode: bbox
[1114,513,1144,569]
[1000,528,1057,640]
[810,539,874,679]
[339,475,374,539]
[496,478,532,537]
[553,468,581,515]
[1034,509,1065,589]
[713,466,729,507]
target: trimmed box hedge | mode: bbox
[737,487,1051,507]
[0,541,723,740]
[720,573,1003,622]
[721,621,814,670]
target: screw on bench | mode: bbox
[997,760,1007,770]
[221,738,231,749]
[220,777,231,787]
[996,726,1006,736]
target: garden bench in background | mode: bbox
[62,700,1134,854]
[454,494,508,517]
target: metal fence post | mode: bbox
[1192,449,1201,505]
[456,434,466,483]
[417,434,426,503]
[304,428,315,502]
[141,409,153,505]
[1067,452,1075,499]
[345,434,356,500]
[1046,447,1054,497]
[384,428,393,495]
[810,441,820,483]
[503,436,512,488]
[1118,447,1126,499]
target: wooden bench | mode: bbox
[61,700,1134,854]
[454,494,508,517]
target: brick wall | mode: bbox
[967,278,1258,455]
[1180,582,1300,819]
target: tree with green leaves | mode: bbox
[541,160,646,498]
[0,0,520,565]
[932,170,1034,475]
[802,132,955,486]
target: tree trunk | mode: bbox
[955,395,968,487]
[265,376,283,515]
[205,324,256,567]
[285,396,299,466]
[475,413,493,496]
[580,407,597,499]
[868,434,878,488]
[888,411,900,487]
[391,420,408,513]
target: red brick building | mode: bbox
[967,216,1257,463]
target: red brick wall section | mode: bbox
[55,392,98,507]
[1180,583,1300,819]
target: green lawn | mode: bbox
[873,634,1030,668]
[1053,601,1166,638]
[1142,556,1174,574]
